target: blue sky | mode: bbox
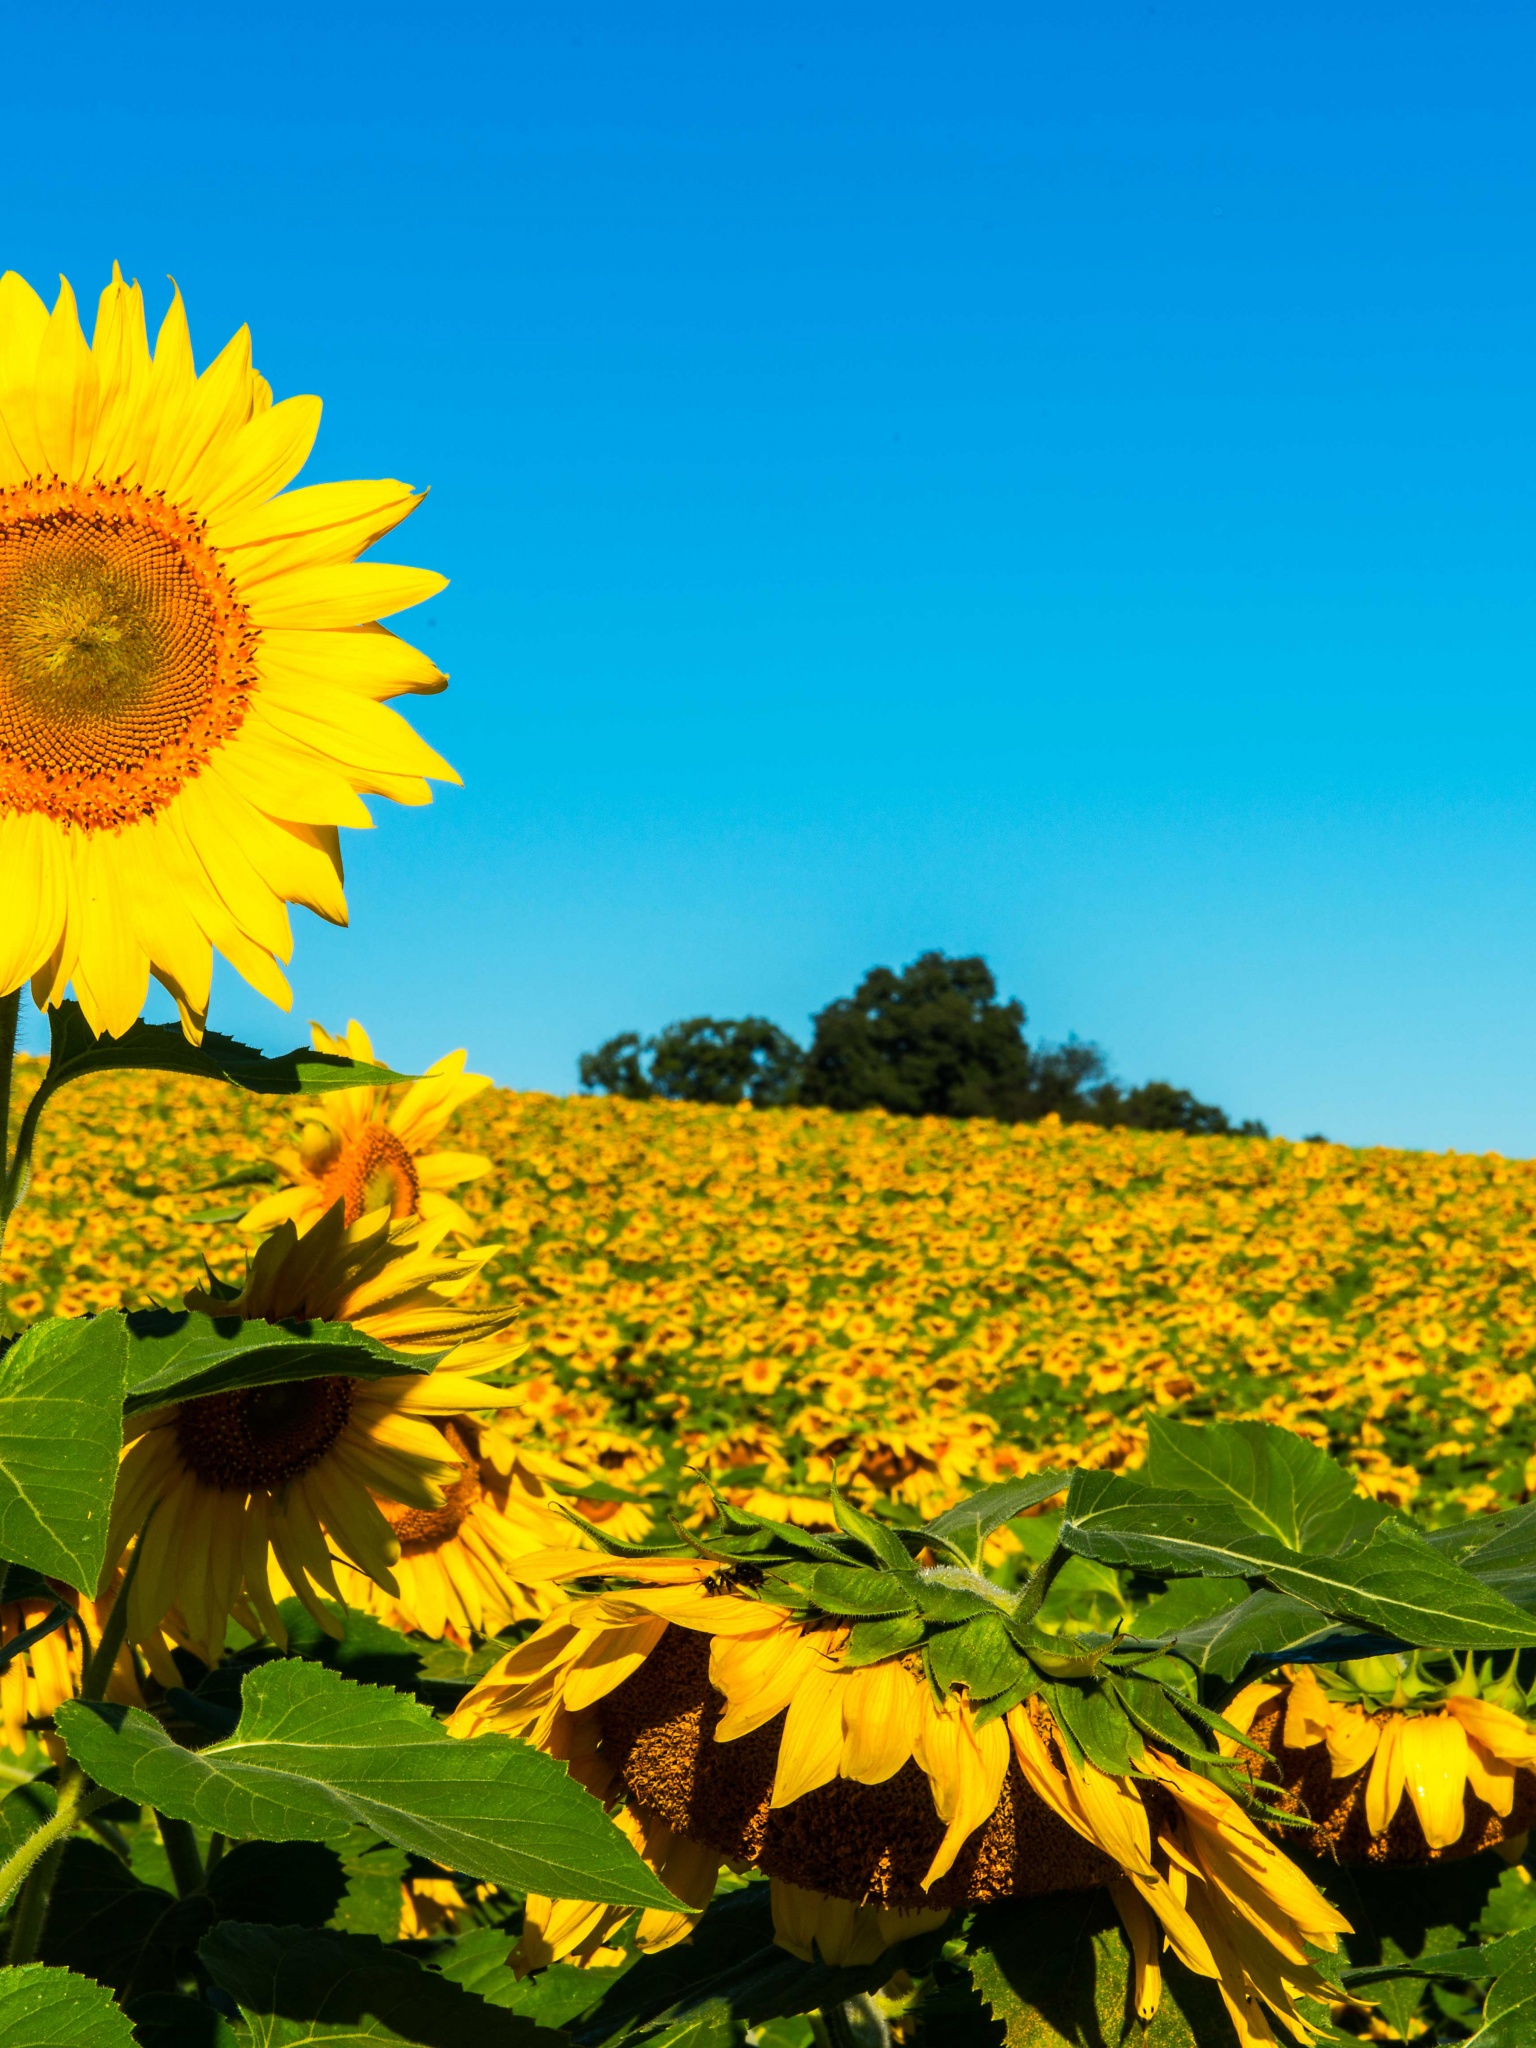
[10,2,1536,1150]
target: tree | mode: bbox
[797,952,1037,1119]
[578,1017,803,1108]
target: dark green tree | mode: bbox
[796,952,1037,1119]
[578,1018,803,1107]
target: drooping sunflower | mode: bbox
[1224,1656,1536,1863]
[102,1204,517,1674]
[449,1498,1350,2044]
[0,268,454,1041]
[240,1019,491,1242]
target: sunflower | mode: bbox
[1224,1656,1536,1863]
[327,1419,607,1646]
[240,1020,491,1242]
[0,1584,140,1756]
[449,1503,1349,2044]
[0,268,454,1041]
[101,1204,517,1673]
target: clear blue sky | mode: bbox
[10,2,1536,1150]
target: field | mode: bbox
[11,1056,1536,1529]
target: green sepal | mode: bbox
[1040,1679,1144,1776]
[926,1611,1028,1702]
[922,1473,1071,1570]
[972,1663,1041,1729]
[706,1503,850,1564]
[830,1486,916,1573]
[769,1563,918,1617]
[841,1614,927,1667]
[1105,1674,1219,1764]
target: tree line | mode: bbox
[578,951,1267,1136]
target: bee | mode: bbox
[702,1562,765,1595]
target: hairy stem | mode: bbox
[0,1770,111,1949]
[155,1812,204,1899]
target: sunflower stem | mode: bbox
[81,1507,153,1704]
[1013,1541,1069,1626]
[0,1768,111,1951]
[155,1811,204,1899]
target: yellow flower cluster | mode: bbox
[10,1062,1536,1519]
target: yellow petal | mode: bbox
[1400,1712,1469,1851]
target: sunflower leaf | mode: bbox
[39,1002,415,1100]
[1144,1418,1389,1554]
[56,1660,677,1909]
[0,1963,138,2045]
[0,1313,127,1592]
[197,1923,565,2045]
[1061,1471,1536,1651]
[923,1474,1071,1570]
[120,1307,431,1416]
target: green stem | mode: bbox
[1013,1542,1070,1626]
[155,1812,204,1899]
[820,2006,860,2048]
[81,1504,152,1704]
[204,1831,226,1875]
[0,1769,110,1940]
[1,1071,50,1237]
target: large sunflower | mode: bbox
[102,1204,516,1673]
[449,1509,1349,2045]
[240,1019,491,1242]
[1225,1656,1536,1863]
[0,268,454,1040]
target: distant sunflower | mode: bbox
[240,1019,491,1242]
[1225,1657,1536,1862]
[451,1549,1349,2039]
[102,1205,515,1673]
[0,268,454,1041]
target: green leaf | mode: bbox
[1151,1587,1349,1680]
[924,1475,1070,1569]
[122,1992,243,2048]
[0,1963,138,2046]
[327,1837,408,1941]
[1061,1473,1536,1650]
[122,1309,432,1417]
[1429,1503,1536,1612]
[197,1923,565,2045]
[34,1837,189,1998]
[40,1001,416,1100]
[57,1660,676,1909]
[961,1893,1238,2046]
[436,1930,623,2026]
[208,1841,348,1930]
[0,1314,126,1591]
[1143,1418,1389,1553]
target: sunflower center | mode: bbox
[319,1125,421,1226]
[174,1376,356,1491]
[0,478,257,830]
[380,1420,483,1550]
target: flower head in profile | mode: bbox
[241,1019,491,1242]
[0,269,455,1041]
[102,1204,516,1674]
[1225,1655,1536,1862]
[448,1494,1349,2044]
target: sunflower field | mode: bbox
[3,267,1536,2048]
